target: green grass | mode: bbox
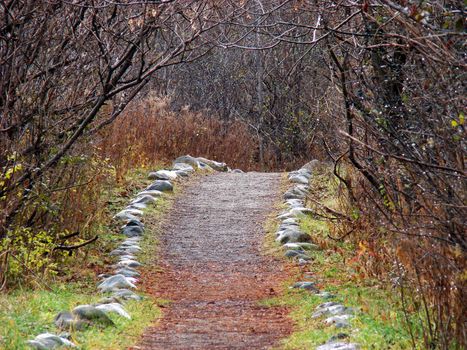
[262,220,422,349]
[0,283,160,350]
[260,169,423,350]
[0,165,184,350]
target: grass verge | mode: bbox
[261,166,423,350]
[0,165,185,350]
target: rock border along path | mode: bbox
[276,161,360,350]
[27,156,361,350]
[27,155,234,349]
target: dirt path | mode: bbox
[133,172,293,350]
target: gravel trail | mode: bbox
[132,172,292,350]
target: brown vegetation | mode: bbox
[0,0,465,348]
[98,95,277,177]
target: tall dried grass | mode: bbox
[98,95,278,179]
[328,165,467,349]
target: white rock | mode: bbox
[127,203,147,210]
[95,302,131,319]
[131,195,157,205]
[114,209,144,220]
[325,314,353,324]
[282,218,298,224]
[27,333,76,349]
[136,190,164,198]
[116,259,142,268]
[149,170,178,180]
[113,212,139,222]
[173,163,195,172]
[289,174,309,184]
[98,274,137,292]
[316,342,359,350]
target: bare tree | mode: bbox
[0,0,225,234]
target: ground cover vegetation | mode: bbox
[0,1,465,348]
[0,167,178,349]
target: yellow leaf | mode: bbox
[459,112,465,125]
[451,120,458,127]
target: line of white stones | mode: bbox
[277,161,360,350]
[27,155,231,350]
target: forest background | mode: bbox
[0,1,465,348]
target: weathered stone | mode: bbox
[109,248,125,256]
[95,302,131,319]
[301,159,320,172]
[120,237,141,244]
[173,155,200,168]
[113,212,139,222]
[146,180,173,192]
[173,163,195,172]
[121,225,144,237]
[119,241,141,248]
[335,322,351,329]
[282,218,299,224]
[198,162,213,171]
[285,199,304,208]
[277,211,295,220]
[148,170,178,181]
[317,302,340,308]
[72,305,114,326]
[116,259,142,268]
[175,170,190,177]
[196,157,228,171]
[316,342,359,350]
[26,340,49,350]
[54,312,87,331]
[136,190,163,198]
[112,288,143,300]
[284,242,320,251]
[115,267,140,277]
[277,229,312,244]
[119,246,141,254]
[289,168,312,179]
[127,202,147,210]
[124,219,144,229]
[122,236,141,242]
[98,274,137,292]
[118,254,136,261]
[289,207,313,216]
[292,281,319,292]
[289,174,309,185]
[312,303,354,318]
[284,187,308,200]
[282,243,304,251]
[278,223,300,233]
[27,333,76,349]
[284,250,307,258]
[117,208,144,217]
[131,195,158,205]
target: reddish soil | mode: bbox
[132,172,293,350]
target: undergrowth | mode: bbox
[0,166,179,349]
[262,167,424,349]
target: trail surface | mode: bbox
[133,172,292,350]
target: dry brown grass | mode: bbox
[97,95,289,178]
